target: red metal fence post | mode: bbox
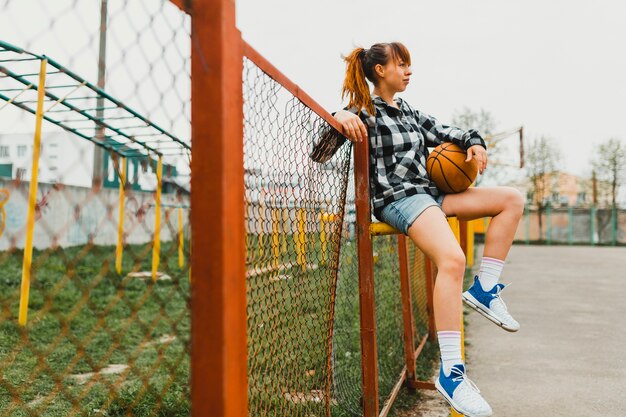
[353,139,379,416]
[190,1,248,416]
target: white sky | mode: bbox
[236,0,626,178]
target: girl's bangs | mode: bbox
[389,42,411,66]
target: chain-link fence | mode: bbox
[243,56,352,417]
[242,47,442,415]
[0,1,191,415]
[1,2,448,416]
[515,207,626,245]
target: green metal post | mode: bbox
[568,206,573,245]
[590,206,596,246]
[612,206,617,246]
[525,205,530,245]
[546,203,552,245]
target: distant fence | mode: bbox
[512,206,626,245]
[0,179,189,250]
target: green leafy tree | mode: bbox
[592,138,626,208]
[526,136,560,240]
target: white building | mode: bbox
[0,131,94,187]
[0,130,187,193]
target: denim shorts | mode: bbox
[379,193,446,235]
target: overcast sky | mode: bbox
[236,0,626,178]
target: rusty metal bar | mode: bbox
[398,234,417,384]
[169,0,191,13]
[379,367,407,417]
[353,137,379,416]
[190,0,247,416]
[406,334,437,391]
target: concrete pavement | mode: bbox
[466,245,626,416]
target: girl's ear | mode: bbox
[374,63,385,79]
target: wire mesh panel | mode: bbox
[372,235,406,407]
[0,1,191,415]
[331,178,362,417]
[407,241,429,339]
[243,57,352,417]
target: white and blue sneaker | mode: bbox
[463,276,520,332]
[435,363,492,417]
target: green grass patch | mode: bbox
[0,241,190,416]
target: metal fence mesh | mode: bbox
[0,3,443,416]
[243,57,352,417]
[0,1,191,415]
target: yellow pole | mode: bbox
[281,207,287,254]
[466,219,475,267]
[178,206,184,268]
[18,59,47,326]
[447,217,464,417]
[320,211,326,266]
[115,157,126,274]
[259,196,265,260]
[296,208,306,270]
[151,156,163,282]
[271,205,279,268]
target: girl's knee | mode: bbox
[504,187,525,216]
[436,249,466,279]
[495,187,524,216]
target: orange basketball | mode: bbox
[426,143,478,193]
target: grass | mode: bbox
[0,241,190,417]
[0,230,444,417]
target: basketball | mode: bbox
[426,143,478,193]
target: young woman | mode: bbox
[333,42,524,417]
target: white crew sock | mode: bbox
[438,330,462,376]
[478,256,505,291]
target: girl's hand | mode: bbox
[466,145,488,174]
[334,110,368,143]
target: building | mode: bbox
[509,171,615,208]
[0,131,93,187]
[0,131,187,194]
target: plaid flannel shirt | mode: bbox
[350,96,486,219]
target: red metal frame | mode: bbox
[353,138,380,417]
[179,1,439,413]
[169,0,191,13]
[189,1,248,417]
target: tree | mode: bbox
[592,137,626,208]
[526,136,560,240]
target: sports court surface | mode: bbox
[466,245,626,416]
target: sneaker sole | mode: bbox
[435,379,491,417]
[462,292,519,332]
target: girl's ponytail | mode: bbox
[341,47,374,116]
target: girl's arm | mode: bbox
[415,109,488,173]
[415,109,485,149]
[310,108,368,163]
[334,109,368,142]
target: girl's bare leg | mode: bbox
[441,187,525,260]
[407,206,465,331]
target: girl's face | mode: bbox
[377,58,412,93]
